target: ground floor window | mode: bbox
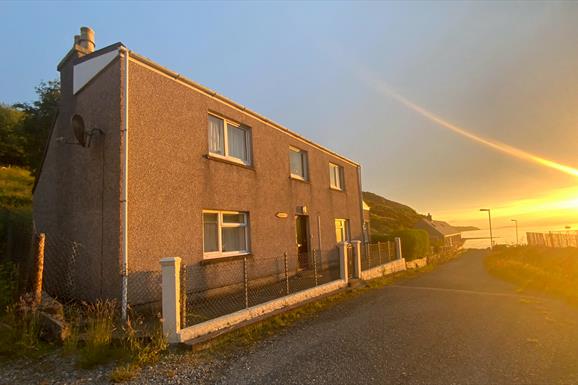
[335,218,350,243]
[203,210,249,258]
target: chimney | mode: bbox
[78,27,95,53]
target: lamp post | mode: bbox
[511,219,518,246]
[480,209,493,250]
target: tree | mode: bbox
[0,104,26,167]
[13,80,60,175]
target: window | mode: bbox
[289,147,308,180]
[335,219,350,243]
[329,163,344,190]
[208,114,251,165]
[203,211,249,258]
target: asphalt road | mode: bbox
[213,249,578,385]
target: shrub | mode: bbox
[391,229,430,261]
[0,261,18,312]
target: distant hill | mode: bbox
[362,191,422,234]
[362,191,479,236]
[452,226,479,232]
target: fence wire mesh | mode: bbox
[361,241,396,271]
[182,248,340,327]
[35,230,345,325]
[41,232,104,303]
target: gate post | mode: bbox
[351,240,362,279]
[338,242,349,284]
[160,257,181,344]
[395,237,403,260]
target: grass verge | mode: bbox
[485,246,578,305]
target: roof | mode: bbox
[75,43,359,167]
[417,218,460,237]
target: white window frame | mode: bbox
[329,162,344,190]
[208,113,252,166]
[289,146,309,181]
[203,210,250,259]
[335,218,350,243]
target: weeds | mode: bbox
[0,299,49,359]
[77,300,118,368]
[121,315,167,366]
[110,364,140,383]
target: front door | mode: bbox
[295,215,310,269]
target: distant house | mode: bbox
[33,27,364,304]
[414,214,463,252]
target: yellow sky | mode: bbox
[433,184,578,228]
[356,66,578,230]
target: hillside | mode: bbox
[362,191,478,236]
[0,166,33,261]
[362,191,423,234]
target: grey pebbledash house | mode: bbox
[33,27,366,305]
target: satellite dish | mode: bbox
[71,114,87,147]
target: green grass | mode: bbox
[0,166,33,209]
[0,166,34,289]
[485,246,578,305]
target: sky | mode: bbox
[1,1,577,230]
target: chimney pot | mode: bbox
[79,27,95,53]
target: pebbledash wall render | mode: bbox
[33,28,365,305]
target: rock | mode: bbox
[40,292,65,319]
[38,311,70,343]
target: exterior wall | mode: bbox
[125,58,363,295]
[33,53,122,301]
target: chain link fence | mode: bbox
[181,248,340,327]
[41,232,104,303]
[35,230,345,326]
[361,241,396,271]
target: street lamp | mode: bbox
[511,219,518,246]
[480,209,493,250]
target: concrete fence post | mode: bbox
[395,237,403,260]
[351,240,362,278]
[338,242,349,284]
[160,257,181,344]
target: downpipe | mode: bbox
[120,47,129,320]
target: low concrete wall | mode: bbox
[178,279,347,343]
[406,257,427,269]
[360,258,407,281]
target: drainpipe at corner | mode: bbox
[120,47,129,320]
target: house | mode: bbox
[33,28,364,304]
[414,214,463,252]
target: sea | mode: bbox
[462,224,578,249]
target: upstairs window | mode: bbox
[203,210,250,258]
[329,163,344,190]
[208,114,251,165]
[289,147,308,180]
